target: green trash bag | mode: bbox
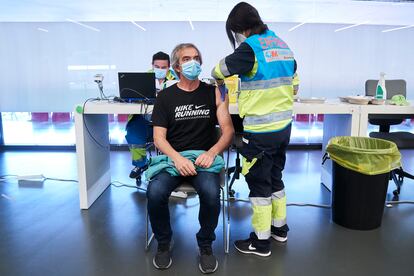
[326,136,401,175]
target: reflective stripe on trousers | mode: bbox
[129,144,147,167]
[271,189,287,227]
[250,197,272,239]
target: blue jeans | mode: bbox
[147,171,221,248]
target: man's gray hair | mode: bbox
[171,43,203,76]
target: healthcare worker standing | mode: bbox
[212,2,297,257]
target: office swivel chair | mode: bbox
[365,79,414,200]
[365,80,414,148]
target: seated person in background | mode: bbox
[151,51,179,92]
[125,51,177,184]
[146,43,234,273]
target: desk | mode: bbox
[75,100,359,209]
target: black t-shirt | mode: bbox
[151,82,218,152]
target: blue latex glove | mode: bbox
[218,84,228,102]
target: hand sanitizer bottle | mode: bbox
[376,72,387,99]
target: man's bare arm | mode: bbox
[194,88,234,168]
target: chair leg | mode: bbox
[222,148,231,254]
[221,187,227,254]
[391,167,414,201]
[228,151,241,197]
[145,203,154,251]
[379,125,390,133]
[226,187,230,254]
[396,167,414,180]
[228,174,237,197]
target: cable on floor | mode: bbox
[0,174,18,181]
[386,200,414,207]
[3,175,413,207]
[111,181,147,192]
[44,177,78,183]
[0,174,19,178]
[0,174,19,182]
[228,197,331,208]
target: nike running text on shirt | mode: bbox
[174,104,210,120]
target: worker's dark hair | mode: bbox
[152,51,170,66]
[225,2,268,48]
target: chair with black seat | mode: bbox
[145,128,230,253]
[365,79,414,199]
[365,79,414,148]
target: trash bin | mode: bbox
[326,137,401,230]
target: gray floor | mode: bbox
[1,149,413,276]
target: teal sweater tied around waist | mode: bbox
[144,150,225,180]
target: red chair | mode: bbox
[317,114,324,122]
[295,114,310,122]
[31,112,49,122]
[52,112,71,122]
[117,114,129,122]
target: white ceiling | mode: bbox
[1,0,414,26]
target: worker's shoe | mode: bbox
[234,238,271,257]
[271,225,289,243]
[129,164,148,179]
[199,246,218,274]
[153,243,172,270]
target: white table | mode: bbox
[75,100,360,209]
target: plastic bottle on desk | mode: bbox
[376,72,387,99]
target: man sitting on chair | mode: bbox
[147,43,234,273]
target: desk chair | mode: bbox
[145,130,231,253]
[365,79,414,199]
[365,80,414,148]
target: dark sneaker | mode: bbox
[234,238,271,257]
[153,243,172,270]
[129,164,148,179]
[271,225,289,243]
[199,246,218,274]
[129,166,141,179]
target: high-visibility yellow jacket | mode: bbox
[213,30,296,133]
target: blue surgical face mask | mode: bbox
[154,68,167,80]
[180,60,201,80]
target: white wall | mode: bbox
[0,21,413,112]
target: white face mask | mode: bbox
[232,31,246,48]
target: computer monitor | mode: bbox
[118,72,156,102]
